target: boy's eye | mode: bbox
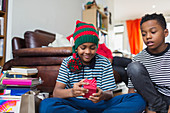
[142,34,146,37]
[90,46,96,50]
[151,31,156,34]
[142,33,146,37]
[80,47,86,50]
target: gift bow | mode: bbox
[84,78,97,87]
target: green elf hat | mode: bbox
[67,20,99,72]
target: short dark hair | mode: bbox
[140,13,167,30]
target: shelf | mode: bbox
[0,11,5,17]
[0,35,4,38]
[98,10,107,18]
[84,4,99,10]
[83,7,108,32]
[0,10,5,14]
[0,0,8,67]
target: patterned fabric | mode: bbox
[67,20,99,72]
[128,43,170,96]
[57,54,116,91]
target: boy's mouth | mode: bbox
[147,41,154,46]
[84,55,91,59]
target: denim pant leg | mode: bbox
[127,62,168,112]
[40,94,145,113]
[39,98,88,113]
[103,93,146,113]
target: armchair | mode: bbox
[3,29,72,93]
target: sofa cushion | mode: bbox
[12,37,26,50]
[24,31,55,48]
[11,57,68,66]
[13,47,72,57]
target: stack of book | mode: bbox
[0,67,42,96]
[2,77,41,96]
[10,67,38,76]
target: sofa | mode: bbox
[3,29,72,93]
[3,29,123,94]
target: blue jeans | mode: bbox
[39,93,146,113]
[127,62,169,113]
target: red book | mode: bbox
[2,0,6,12]
[2,78,39,86]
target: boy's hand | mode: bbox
[168,105,170,113]
[88,87,104,103]
[72,79,89,97]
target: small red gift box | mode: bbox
[83,78,97,98]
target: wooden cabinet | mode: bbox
[83,7,108,34]
[0,0,8,66]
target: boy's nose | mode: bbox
[146,33,152,39]
[85,49,90,54]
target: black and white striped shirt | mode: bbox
[57,54,116,91]
[128,43,170,96]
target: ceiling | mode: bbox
[113,0,170,22]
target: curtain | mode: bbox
[126,19,143,55]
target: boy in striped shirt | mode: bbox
[127,13,170,113]
[40,20,146,113]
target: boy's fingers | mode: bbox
[88,96,99,102]
[78,79,89,85]
[80,79,85,82]
[75,91,85,95]
[73,87,88,93]
[72,88,88,96]
[94,87,102,95]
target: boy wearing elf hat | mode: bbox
[39,20,146,113]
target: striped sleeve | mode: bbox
[56,57,70,84]
[100,58,116,91]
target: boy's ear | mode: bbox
[75,49,77,52]
[164,29,169,37]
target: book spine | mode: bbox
[0,38,3,56]
[0,17,4,35]
[2,79,32,86]
[6,88,30,96]
[0,0,2,11]
[2,0,6,12]
[11,68,38,74]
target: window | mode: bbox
[166,22,170,43]
[114,25,124,33]
[113,24,124,50]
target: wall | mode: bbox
[114,0,170,23]
[6,0,84,61]
[105,0,115,51]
